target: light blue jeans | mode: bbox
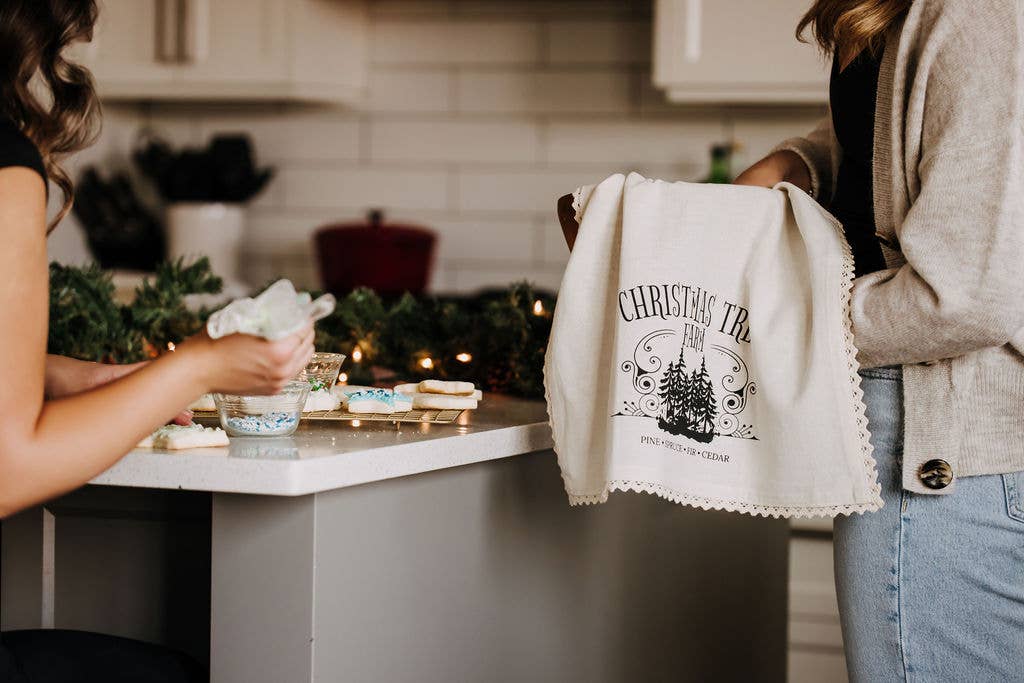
[834,366,1024,682]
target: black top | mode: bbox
[829,48,885,277]
[0,117,46,182]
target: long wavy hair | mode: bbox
[798,0,912,68]
[0,0,100,231]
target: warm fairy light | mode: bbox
[338,372,348,384]
[455,352,472,363]
[532,299,545,316]
[419,356,434,370]
[351,419,361,427]
[166,341,176,352]
[351,345,363,363]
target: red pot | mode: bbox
[314,210,436,298]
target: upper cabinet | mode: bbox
[73,0,368,104]
[653,0,829,104]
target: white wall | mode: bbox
[52,0,826,293]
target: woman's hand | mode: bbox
[734,150,812,194]
[181,322,316,396]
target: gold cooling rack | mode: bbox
[192,409,465,424]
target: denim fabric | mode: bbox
[834,366,1024,682]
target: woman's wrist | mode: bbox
[775,150,812,193]
[173,335,219,395]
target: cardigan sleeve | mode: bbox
[849,0,1024,368]
[771,111,839,204]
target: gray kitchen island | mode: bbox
[1,396,788,682]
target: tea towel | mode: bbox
[544,172,882,518]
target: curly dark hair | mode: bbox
[0,0,100,231]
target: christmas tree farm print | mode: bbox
[613,281,758,446]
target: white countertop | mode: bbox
[90,396,553,496]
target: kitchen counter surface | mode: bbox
[90,395,553,496]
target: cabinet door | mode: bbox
[175,0,289,87]
[72,0,179,94]
[653,0,828,104]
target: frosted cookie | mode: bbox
[331,384,375,400]
[188,394,216,412]
[303,388,341,413]
[394,383,482,401]
[392,392,413,411]
[347,388,401,414]
[411,393,478,410]
[137,423,229,450]
[418,380,475,396]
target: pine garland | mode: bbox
[48,261,554,399]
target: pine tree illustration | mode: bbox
[673,353,689,430]
[658,361,677,423]
[693,357,717,438]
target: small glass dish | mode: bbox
[214,380,311,437]
[302,352,346,389]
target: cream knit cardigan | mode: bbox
[777,0,1024,494]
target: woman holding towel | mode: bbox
[0,1,314,680]
[735,0,1024,679]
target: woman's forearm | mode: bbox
[0,345,211,516]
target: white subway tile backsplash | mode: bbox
[283,167,450,211]
[544,20,651,65]
[545,118,725,165]
[372,20,540,65]
[457,169,601,214]
[455,1,651,18]
[537,215,572,267]
[456,70,633,114]
[370,120,540,163]
[370,1,454,17]
[367,69,453,112]
[198,112,362,163]
[429,216,534,261]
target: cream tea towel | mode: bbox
[544,172,882,518]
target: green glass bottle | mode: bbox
[704,143,733,184]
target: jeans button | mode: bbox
[918,459,953,489]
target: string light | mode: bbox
[166,341,176,352]
[351,345,363,363]
[338,372,348,384]
[455,352,472,363]
[532,299,545,316]
[419,356,434,370]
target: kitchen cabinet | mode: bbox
[653,0,829,104]
[72,0,368,104]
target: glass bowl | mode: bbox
[214,380,311,437]
[302,352,346,389]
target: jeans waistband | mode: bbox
[858,365,903,381]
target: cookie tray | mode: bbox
[192,409,465,424]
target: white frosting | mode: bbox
[137,423,229,450]
[303,388,341,413]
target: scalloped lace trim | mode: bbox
[566,481,880,519]
[571,186,586,224]
[819,203,883,513]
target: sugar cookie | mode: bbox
[418,380,475,396]
[411,393,478,410]
[137,424,229,450]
